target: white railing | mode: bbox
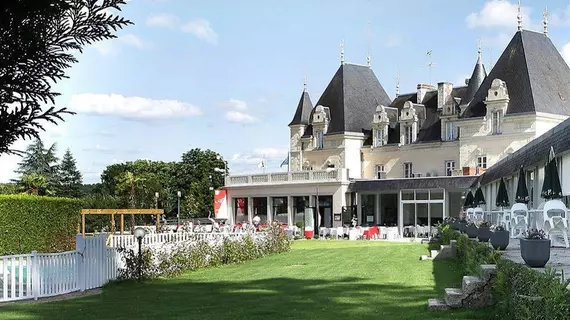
[226,168,349,186]
[108,232,252,249]
[0,233,120,303]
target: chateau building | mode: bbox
[220,29,570,236]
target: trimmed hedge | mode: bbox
[0,195,83,255]
[439,225,570,319]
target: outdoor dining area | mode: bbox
[462,146,569,248]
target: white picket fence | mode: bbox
[108,232,252,249]
[1,231,257,302]
[0,234,119,302]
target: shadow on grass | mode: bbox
[4,274,487,320]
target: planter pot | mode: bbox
[458,221,468,233]
[490,230,510,250]
[478,227,492,242]
[520,238,551,268]
[449,222,459,230]
[466,226,479,238]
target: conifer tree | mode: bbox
[57,148,83,198]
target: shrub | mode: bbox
[439,224,460,245]
[0,195,83,255]
[478,220,491,228]
[117,224,291,279]
[493,259,570,319]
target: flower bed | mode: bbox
[118,224,290,280]
[439,226,570,319]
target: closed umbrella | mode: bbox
[495,178,510,208]
[463,191,474,208]
[474,187,486,206]
[541,146,563,200]
[515,166,530,204]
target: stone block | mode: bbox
[444,288,464,308]
[428,298,450,311]
[462,276,484,293]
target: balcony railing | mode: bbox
[225,168,349,186]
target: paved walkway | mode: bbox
[500,238,570,279]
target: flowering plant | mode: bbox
[522,229,547,240]
[478,220,492,228]
[466,222,477,228]
[493,225,506,232]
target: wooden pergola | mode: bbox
[80,209,165,236]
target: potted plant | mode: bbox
[457,218,467,233]
[477,221,492,242]
[444,217,459,230]
[465,222,478,238]
[490,225,510,250]
[520,229,550,268]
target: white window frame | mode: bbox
[374,128,385,147]
[491,111,502,134]
[376,164,385,179]
[404,126,413,144]
[445,160,455,176]
[404,162,413,178]
[445,121,456,141]
[316,131,324,149]
[477,156,487,169]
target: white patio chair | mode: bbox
[319,227,329,239]
[543,200,569,248]
[336,227,344,239]
[466,208,475,221]
[510,203,529,238]
[473,207,484,222]
[500,209,511,231]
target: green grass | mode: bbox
[0,241,489,320]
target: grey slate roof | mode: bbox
[461,54,487,106]
[478,116,570,186]
[462,30,570,118]
[288,90,314,126]
[313,63,392,134]
[348,176,479,192]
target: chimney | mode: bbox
[417,83,436,103]
[437,82,453,110]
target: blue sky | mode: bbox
[2,0,570,184]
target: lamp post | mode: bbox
[133,227,146,281]
[177,191,181,226]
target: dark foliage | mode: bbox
[0,0,132,155]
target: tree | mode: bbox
[57,148,83,198]
[116,171,145,230]
[0,0,132,155]
[14,138,60,192]
[19,173,48,195]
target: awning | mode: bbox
[348,176,479,193]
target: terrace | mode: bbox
[225,168,350,187]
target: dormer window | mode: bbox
[491,111,502,134]
[404,126,413,144]
[315,131,324,149]
[374,128,385,147]
[445,121,457,141]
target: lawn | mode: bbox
[0,241,489,320]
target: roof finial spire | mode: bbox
[366,22,371,68]
[543,7,549,37]
[340,40,345,65]
[477,38,482,62]
[517,0,523,31]
[303,76,307,92]
[395,68,400,98]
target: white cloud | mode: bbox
[92,34,150,56]
[384,35,402,48]
[181,19,218,45]
[225,111,256,123]
[67,94,202,120]
[222,99,257,123]
[230,147,288,166]
[551,5,570,27]
[146,13,179,29]
[562,43,570,66]
[466,0,533,30]
[223,99,248,111]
